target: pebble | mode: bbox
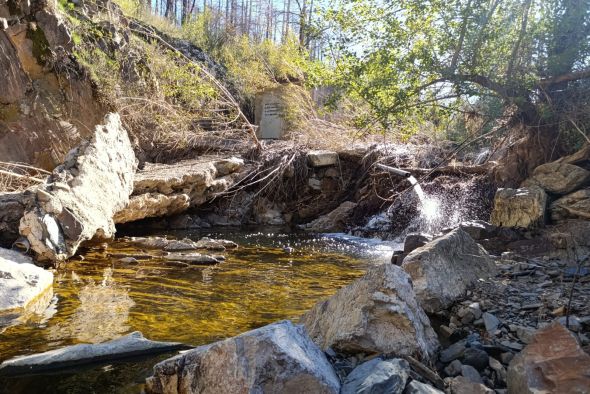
[461,348,489,371]
[500,340,523,351]
[444,359,463,377]
[440,342,466,363]
[461,364,482,383]
[483,312,500,334]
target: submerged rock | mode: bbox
[303,201,357,232]
[300,264,439,361]
[490,186,547,229]
[0,248,53,326]
[341,357,409,394]
[527,162,590,195]
[0,331,186,376]
[145,320,340,394]
[164,253,221,265]
[402,229,496,314]
[507,322,590,394]
[194,237,238,250]
[19,114,137,261]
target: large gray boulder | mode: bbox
[0,248,53,326]
[402,229,496,314]
[300,264,439,361]
[507,322,590,394]
[19,113,137,261]
[550,188,590,222]
[145,320,340,394]
[0,331,186,376]
[528,162,590,195]
[490,186,547,229]
[341,358,410,394]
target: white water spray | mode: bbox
[408,175,441,225]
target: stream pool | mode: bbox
[0,228,394,393]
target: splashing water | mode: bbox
[408,175,441,228]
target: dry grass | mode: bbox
[0,162,48,192]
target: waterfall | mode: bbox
[408,175,440,225]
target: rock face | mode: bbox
[490,186,547,229]
[341,358,410,394]
[19,113,137,261]
[550,188,590,222]
[0,331,186,376]
[528,162,590,195]
[507,322,590,394]
[307,150,339,167]
[300,264,439,361]
[303,201,357,232]
[402,229,496,314]
[145,320,340,394]
[0,248,53,325]
[0,0,107,169]
[0,191,33,247]
[114,193,190,224]
[117,157,245,223]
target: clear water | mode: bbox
[0,229,392,393]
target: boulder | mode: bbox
[19,114,137,261]
[307,150,339,167]
[114,193,190,223]
[0,331,186,376]
[300,264,439,361]
[0,248,53,325]
[507,322,590,394]
[550,188,590,222]
[145,320,340,394]
[341,358,410,394]
[404,233,432,254]
[304,201,357,232]
[528,162,590,195]
[490,186,547,229]
[402,229,496,314]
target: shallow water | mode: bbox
[0,229,393,393]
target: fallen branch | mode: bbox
[0,169,45,183]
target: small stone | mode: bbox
[448,376,494,394]
[444,360,463,377]
[440,325,455,339]
[551,306,566,316]
[440,342,466,363]
[488,357,506,385]
[461,364,482,383]
[461,312,475,325]
[499,352,514,365]
[461,348,489,371]
[556,316,581,332]
[342,358,409,394]
[482,312,500,334]
[404,380,444,394]
[514,326,536,344]
[500,341,523,351]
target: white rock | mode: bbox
[300,264,439,361]
[145,320,340,394]
[19,113,137,261]
[0,248,53,325]
[402,228,496,314]
[114,193,190,223]
[307,150,339,167]
[342,358,409,394]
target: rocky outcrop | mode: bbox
[145,320,340,394]
[0,248,53,326]
[19,113,136,261]
[303,201,357,232]
[341,358,409,394]
[527,162,590,195]
[0,331,187,376]
[0,0,106,169]
[114,193,190,224]
[550,188,590,221]
[117,156,245,223]
[507,322,590,394]
[0,191,33,247]
[401,229,496,314]
[300,264,439,361]
[490,186,547,229]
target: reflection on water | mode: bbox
[47,269,135,343]
[0,230,390,392]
